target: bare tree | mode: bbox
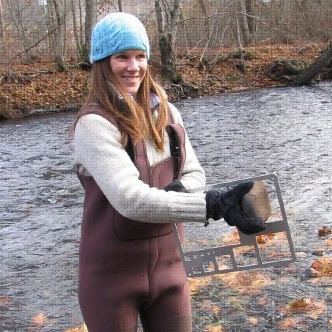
[71,0,84,61]
[245,0,254,37]
[81,0,96,65]
[154,0,181,83]
[118,0,123,12]
[0,0,4,40]
[5,0,32,62]
[236,0,251,46]
[49,0,67,70]
[197,0,209,38]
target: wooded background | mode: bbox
[1,0,331,68]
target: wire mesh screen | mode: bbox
[173,174,296,278]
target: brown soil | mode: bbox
[0,42,329,119]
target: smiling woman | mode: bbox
[72,11,265,332]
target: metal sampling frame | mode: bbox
[172,174,296,278]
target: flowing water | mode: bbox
[1,82,332,331]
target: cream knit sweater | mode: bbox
[74,102,208,224]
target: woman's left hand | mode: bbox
[164,179,188,192]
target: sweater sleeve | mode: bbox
[74,114,207,224]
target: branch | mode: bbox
[177,12,229,25]
[8,26,58,65]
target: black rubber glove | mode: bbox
[205,182,266,235]
[164,179,188,193]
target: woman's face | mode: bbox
[110,49,148,98]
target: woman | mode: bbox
[74,12,265,332]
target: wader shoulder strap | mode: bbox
[165,108,186,180]
[130,106,186,182]
[166,123,186,180]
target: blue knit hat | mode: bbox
[90,12,150,63]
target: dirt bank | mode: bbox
[0,42,330,119]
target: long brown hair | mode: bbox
[79,57,169,151]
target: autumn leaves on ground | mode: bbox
[0,42,328,119]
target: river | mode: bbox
[1,82,332,331]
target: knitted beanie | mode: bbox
[90,12,150,63]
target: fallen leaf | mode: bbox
[65,328,81,332]
[188,277,208,296]
[282,297,327,319]
[257,233,276,244]
[307,300,327,319]
[0,296,11,303]
[326,237,332,247]
[248,316,259,325]
[311,257,332,275]
[31,313,47,325]
[289,298,312,309]
[205,325,226,332]
[318,226,332,236]
[65,324,87,332]
[278,317,297,328]
[221,229,240,245]
[312,248,324,256]
[256,235,266,244]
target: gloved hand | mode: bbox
[206,182,266,235]
[164,179,188,193]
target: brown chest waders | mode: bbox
[76,104,192,332]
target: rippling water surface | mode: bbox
[1,82,332,331]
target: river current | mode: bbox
[1,82,332,331]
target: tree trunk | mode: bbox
[268,41,332,85]
[197,0,209,38]
[295,40,332,84]
[81,0,96,65]
[71,0,87,64]
[0,0,4,40]
[154,0,181,84]
[71,0,81,59]
[245,0,254,35]
[118,0,123,12]
[51,0,67,71]
[237,0,251,46]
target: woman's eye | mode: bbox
[137,54,147,60]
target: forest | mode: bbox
[0,0,331,118]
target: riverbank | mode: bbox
[0,42,330,119]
